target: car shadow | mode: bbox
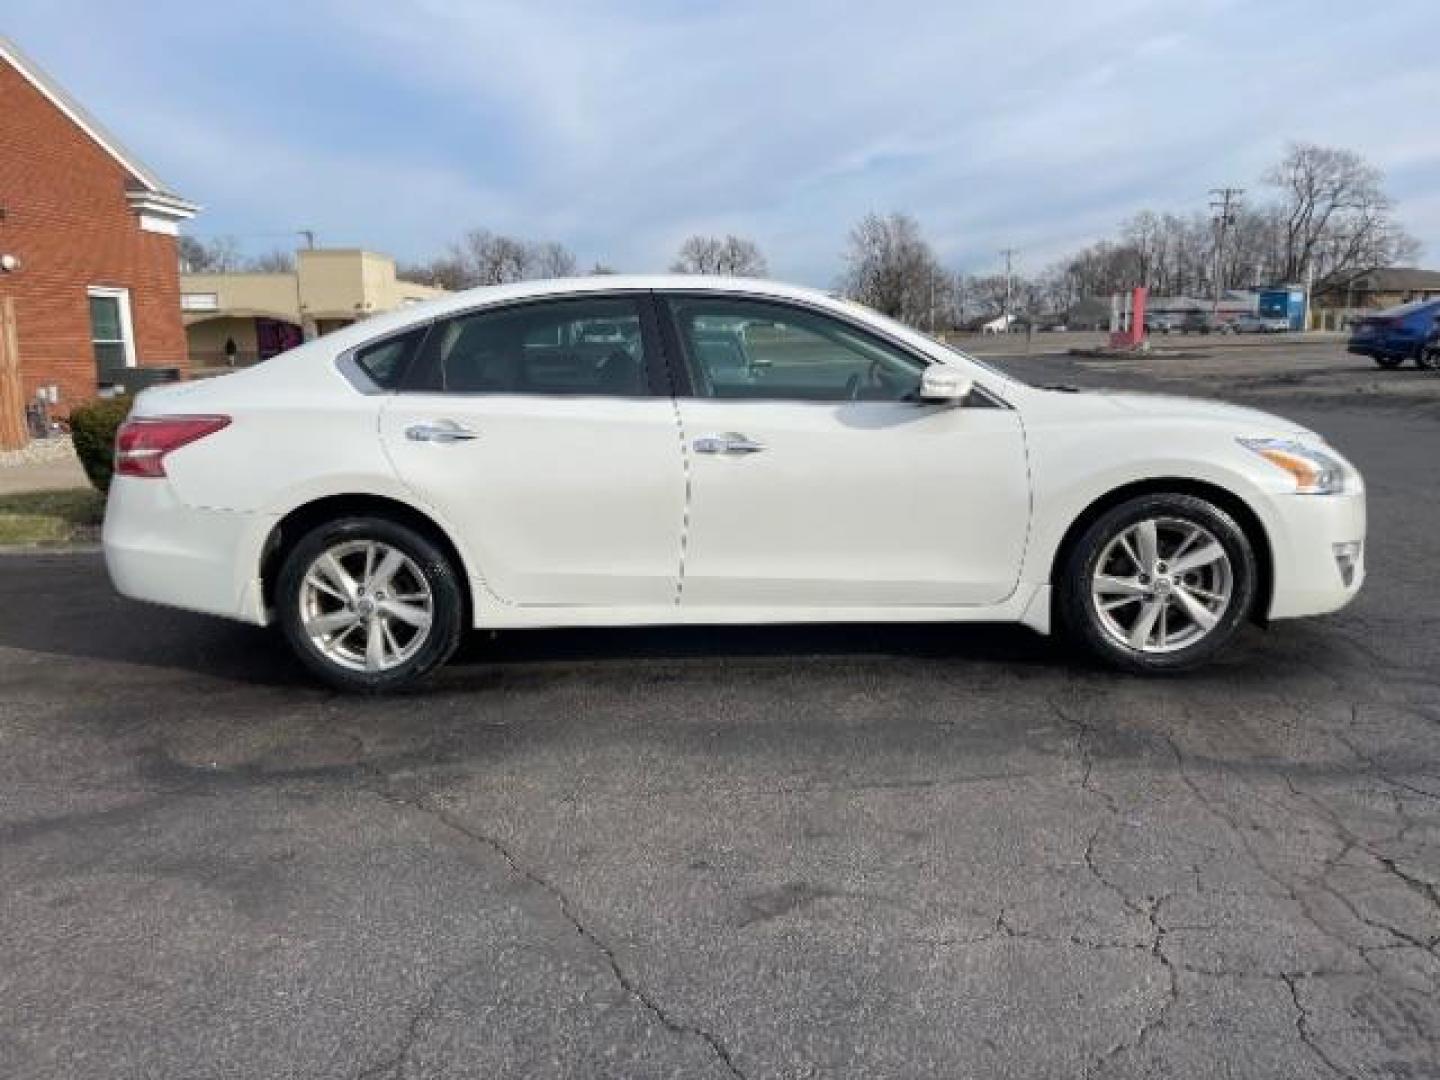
[0,556,1069,688]
[1,553,1311,694]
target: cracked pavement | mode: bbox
[2,342,1438,1078]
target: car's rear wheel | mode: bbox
[276,516,463,692]
[1374,355,1404,369]
[1058,493,1257,673]
[1415,348,1440,372]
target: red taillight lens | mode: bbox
[114,415,231,479]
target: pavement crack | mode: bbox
[368,788,746,1080]
[355,959,481,1080]
[1282,974,1352,1079]
[1048,698,1120,816]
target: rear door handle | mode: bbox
[693,433,766,455]
[405,420,478,444]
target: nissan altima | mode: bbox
[103,277,1366,691]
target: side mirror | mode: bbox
[919,365,973,403]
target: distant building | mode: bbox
[180,249,445,367]
[1067,293,1257,332]
[1311,267,1440,330]
[0,34,197,442]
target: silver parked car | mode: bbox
[1232,314,1291,334]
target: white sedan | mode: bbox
[104,277,1366,691]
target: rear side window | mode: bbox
[352,329,426,389]
[416,297,651,396]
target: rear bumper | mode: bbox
[103,478,275,625]
[1266,488,1366,620]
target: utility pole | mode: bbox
[1000,248,1017,322]
[294,230,316,343]
[929,267,937,335]
[1208,188,1242,316]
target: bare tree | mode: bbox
[670,234,769,276]
[839,212,947,326]
[402,229,581,288]
[589,261,617,275]
[1045,146,1417,304]
[178,235,243,273]
[1266,143,1415,282]
[531,241,578,279]
[247,249,296,273]
[398,255,468,290]
[453,229,530,285]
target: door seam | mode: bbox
[671,397,690,605]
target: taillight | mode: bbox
[114,415,231,478]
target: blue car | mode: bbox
[1348,299,1440,368]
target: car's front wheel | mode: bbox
[1415,347,1440,372]
[1058,493,1257,673]
[276,516,464,691]
[1373,354,1404,369]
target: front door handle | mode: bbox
[693,433,766,455]
[405,420,479,444]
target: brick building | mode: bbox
[0,35,197,443]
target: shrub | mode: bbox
[69,396,132,493]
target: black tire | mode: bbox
[1374,355,1404,369]
[1415,348,1440,372]
[1057,493,1258,674]
[276,516,464,692]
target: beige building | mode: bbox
[181,248,445,367]
[1311,267,1440,330]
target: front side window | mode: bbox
[667,296,925,401]
[88,287,134,378]
[418,297,650,396]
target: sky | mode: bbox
[7,0,1438,285]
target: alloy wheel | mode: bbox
[1090,516,1233,653]
[299,540,434,672]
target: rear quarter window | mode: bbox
[349,328,428,390]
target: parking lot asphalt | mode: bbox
[2,343,1438,1079]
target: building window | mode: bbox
[180,292,219,312]
[87,286,136,378]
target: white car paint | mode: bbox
[675,396,1028,607]
[104,275,1365,640]
[379,393,685,607]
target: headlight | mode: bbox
[1239,437,1346,494]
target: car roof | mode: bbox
[414,275,840,321]
[311,275,900,354]
[1376,299,1440,318]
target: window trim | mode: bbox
[87,285,137,371]
[398,291,670,398]
[657,290,1007,407]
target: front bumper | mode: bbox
[103,478,275,625]
[1266,487,1366,620]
